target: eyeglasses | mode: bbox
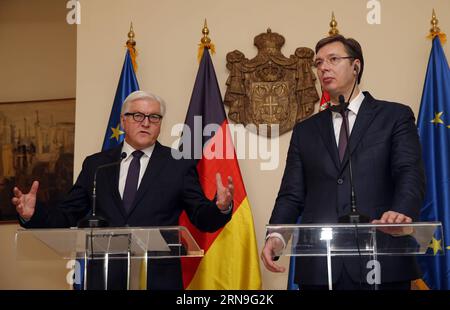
[314,56,354,69]
[124,112,163,123]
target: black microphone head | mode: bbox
[120,152,127,159]
[329,95,348,113]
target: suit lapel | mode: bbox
[105,145,128,218]
[315,110,341,171]
[127,142,168,215]
[340,92,380,171]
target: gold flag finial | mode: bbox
[430,9,440,34]
[198,19,216,62]
[127,22,136,47]
[201,19,211,45]
[126,22,138,72]
[328,12,339,36]
[427,9,446,44]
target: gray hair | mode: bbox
[121,90,167,116]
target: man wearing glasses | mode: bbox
[13,90,234,289]
[262,35,425,290]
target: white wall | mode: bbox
[0,0,76,102]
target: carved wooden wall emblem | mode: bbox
[224,29,319,136]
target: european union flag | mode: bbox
[417,37,450,290]
[102,49,139,151]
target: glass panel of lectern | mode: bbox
[15,226,203,290]
[265,222,443,290]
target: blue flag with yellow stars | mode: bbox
[102,49,139,151]
[417,36,450,290]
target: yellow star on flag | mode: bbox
[428,237,442,255]
[110,124,124,141]
[431,112,444,125]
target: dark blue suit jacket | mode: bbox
[22,141,231,289]
[270,92,425,285]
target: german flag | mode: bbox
[179,47,262,289]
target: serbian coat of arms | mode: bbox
[224,29,319,136]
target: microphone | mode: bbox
[338,95,346,107]
[77,152,127,228]
[336,94,368,224]
[328,95,349,113]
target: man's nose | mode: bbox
[141,117,151,127]
[319,61,331,71]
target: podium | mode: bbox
[15,226,203,290]
[266,222,443,290]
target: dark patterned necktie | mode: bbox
[123,150,144,212]
[338,110,349,162]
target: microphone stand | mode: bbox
[78,152,127,228]
[333,85,369,289]
[337,106,369,224]
[77,151,127,290]
[335,80,369,224]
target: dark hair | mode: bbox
[315,35,364,84]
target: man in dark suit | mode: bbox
[12,90,234,290]
[261,35,425,290]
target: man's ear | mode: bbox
[353,59,361,75]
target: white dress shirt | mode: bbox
[118,141,155,199]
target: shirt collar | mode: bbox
[121,140,155,160]
[332,91,365,118]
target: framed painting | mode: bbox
[0,98,75,222]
